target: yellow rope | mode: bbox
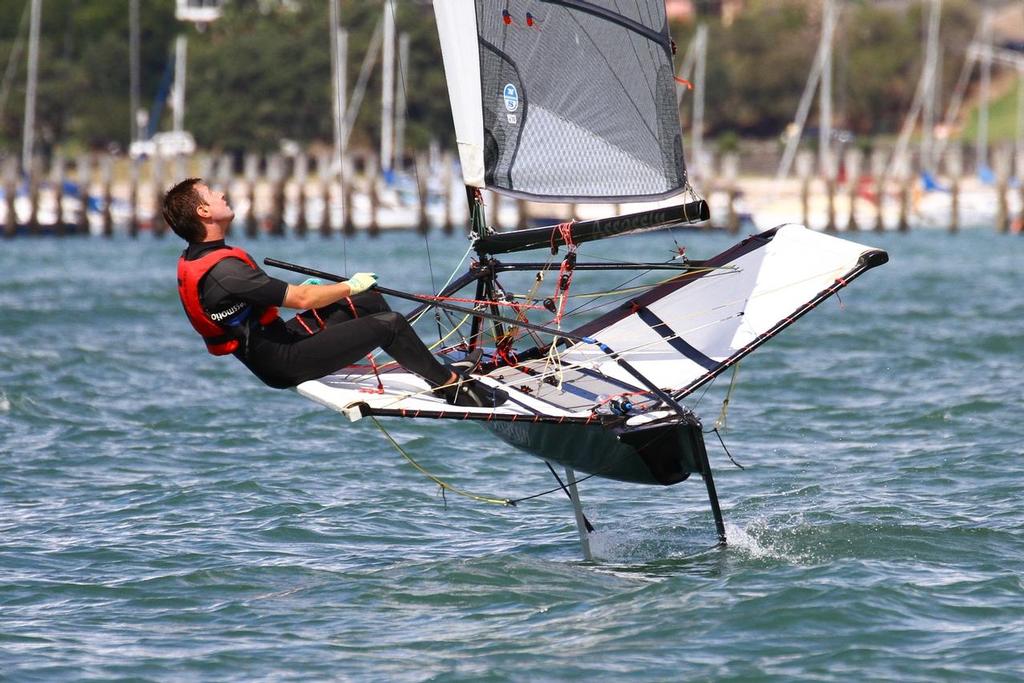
[369,416,514,507]
[713,362,741,431]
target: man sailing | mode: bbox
[164,178,505,407]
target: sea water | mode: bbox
[1,226,1022,681]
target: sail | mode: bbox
[433,0,687,202]
[551,225,889,399]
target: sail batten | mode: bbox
[435,0,687,201]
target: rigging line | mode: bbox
[708,427,745,470]
[370,416,514,506]
[509,467,603,506]
[0,0,31,123]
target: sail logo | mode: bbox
[502,84,519,113]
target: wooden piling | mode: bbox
[994,145,1010,233]
[824,153,836,233]
[244,154,259,238]
[267,155,286,237]
[367,154,380,237]
[1016,149,1024,233]
[316,153,332,237]
[100,156,114,238]
[415,153,430,235]
[53,155,66,236]
[442,152,455,235]
[722,153,740,233]
[128,157,140,238]
[945,146,961,234]
[844,148,862,231]
[3,158,16,238]
[26,157,40,236]
[76,155,91,235]
[796,151,812,229]
[871,149,886,232]
[293,152,308,237]
[516,198,528,231]
[153,154,168,237]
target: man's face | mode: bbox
[195,183,234,225]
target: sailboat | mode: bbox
[269,0,888,558]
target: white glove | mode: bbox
[346,272,378,296]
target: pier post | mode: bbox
[76,155,92,235]
[267,155,286,237]
[871,149,886,232]
[128,156,140,238]
[368,154,380,237]
[153,154,167,237]
[244,153,259,238]
[1016,149,1024,233]
[342,154,355,236]
[516,199,528,231]
[723,152,740,233]
[824,152,837,233]
[53,154,66,236]
[945,146,961,234]
[216,154,234,237]
[101,155,114,238]
[994,145,1010,233]
[895,156,910,233]
[26,156,40,235]
[316,153,332,237]
[294,152,308,237]
[844,148,862,231]
[2,158,15,238]
[415,153,430,235]
[442,152,455,235]
[797,151,813,229]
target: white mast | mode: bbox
[976,7,994,172]
[692,23,707,179]
[381,0,396,175]
[675,23,708,179]
[394,32,410,173]
[920,0,942,173]
[130,0,140,144]
[818,0,835,177]
[172,35,188,134]
[776,0,838,181]
[329,0,348,176]
[21,0,41,176]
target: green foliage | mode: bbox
[0,0,1003,155]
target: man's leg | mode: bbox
[276,310,451,388]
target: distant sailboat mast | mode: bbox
[381,0,396,175]
[21,0,41,176]
[329,0,348,177]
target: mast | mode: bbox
[776,0,838,181]
[329,0,348,176]
[692,23,707,178]
[21,0,41,176]
[130,0,140,145]
[171,35,187,135]
[976,7,994,173]
[380,0,396,175]
[920,0,942,174]
[394,32,410,173]
[818,0,835,177]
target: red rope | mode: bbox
[345,296,385,394]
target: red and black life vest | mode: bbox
[176,246,280,355]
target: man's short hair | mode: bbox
[162,177,206,242]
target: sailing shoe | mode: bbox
[445,377,509,408]
[445,348,484,375]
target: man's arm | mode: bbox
[282,282,357,310]
[280,272,377,310]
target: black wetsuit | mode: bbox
[185,241,452,390]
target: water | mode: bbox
[2,226,1022,681]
